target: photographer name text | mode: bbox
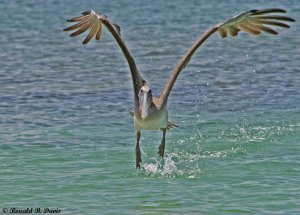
[2,208,61,214]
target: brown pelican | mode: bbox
[64,8,294,168]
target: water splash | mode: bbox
[142,154,181,178]
[221,121,296,144]
[139,147,243,179]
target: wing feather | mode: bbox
[226,26,240,36]
[243,22,263,32]
[96,22,103,40]
[63,19,89,31]
[238,23,261,35]
[250,8,286,15]
[251,19,290,28]
[81,10,92,15]
[218,8,294,38]
[218,27,227,38]
[67,15,89,22]
[69,22,91,37]
[83,22,99,44]
[252,24,278,35]
[64,10,104,44]
[255,15,295,22]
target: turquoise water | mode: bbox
[1,0,299,214]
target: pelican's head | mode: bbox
[138,83,153,119]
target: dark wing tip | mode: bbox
[287,17,296,22]
[69,32,78,37]
[258,15,296,22]
[82,35,92,44]
[82,35,92,45]
[82,10,92,15]
[218,28,228,38]
[251,8,287,15]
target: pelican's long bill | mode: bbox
[138,85,152,119]
[141,92,150,119]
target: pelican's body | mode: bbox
[64,8,294,168]
[134,101,168,131]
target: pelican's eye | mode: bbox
[140,89,143,93]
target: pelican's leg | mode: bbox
[158,128,167,158]
[136,130,142,169]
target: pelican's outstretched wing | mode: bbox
[158,8,295,106]
[64,10,144,106]
[217,8,294,37]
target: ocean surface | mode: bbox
[1,0,299,214]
